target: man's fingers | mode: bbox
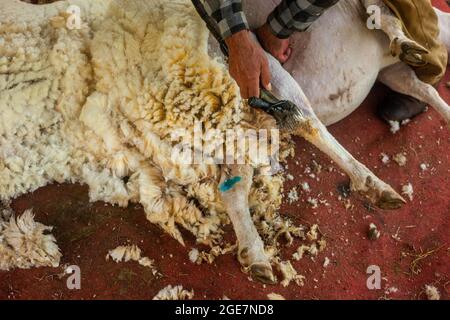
[241,86,249,99]
[285,47,292,61]
[279,55,288,64]
[248,77,260,98]
[238,80,250,99]
[260,59,271,91]
[278,47,292,64]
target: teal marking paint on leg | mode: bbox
[219,176,242,192]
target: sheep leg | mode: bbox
[220,164,276,284]
[266,52,406,209]
[379,62,450,127]
[362,0,429,66]
[293,117,406,209]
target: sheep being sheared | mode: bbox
[0,0,300,278]
[1,0,449,284]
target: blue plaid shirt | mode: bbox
[202,0,339,39]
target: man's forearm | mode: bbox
[200,0,341,98]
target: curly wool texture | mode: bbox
[0,209,61,270]
[0,0,298,270]
[276,259,305,287]
[106,244,159,275]
[153,284,194,300]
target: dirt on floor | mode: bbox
[0,0,449,301]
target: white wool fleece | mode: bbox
[0,0,298,269]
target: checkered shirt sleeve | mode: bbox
[202,0,249,39]
[267,0,340,38]
[202,0,339,39]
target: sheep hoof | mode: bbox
[250,263,277,285]
[353,176,406,210]
[376,190,407,210]
[391,38,429,67]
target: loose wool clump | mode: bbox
[0,209,61,270]
[106,244,159,275]
[424,285,441,300]
[0,0,304,274]
[153,284,194,300]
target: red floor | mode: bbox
[0,0,449,301]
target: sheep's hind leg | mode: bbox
[220,164,276,284]
[265,53,406,209]
[362,0,429,66]
[294,118,407,209]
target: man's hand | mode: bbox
[256,23,292,64]
[225,30,271,99]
